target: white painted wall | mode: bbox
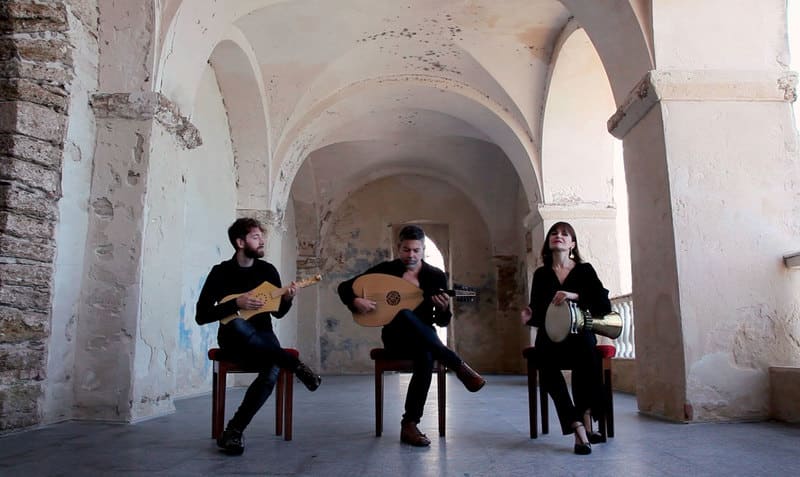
[540,28,627,296]
[46,6,99,423]
[174,64,238,398]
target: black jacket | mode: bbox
[195,256,291,331]
[337,259,452,327]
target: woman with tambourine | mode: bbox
[520,221,612,455]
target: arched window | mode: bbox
[424,238,449,344]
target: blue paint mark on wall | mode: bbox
[177,272,217,378]
[178,302,192,350]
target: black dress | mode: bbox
[526,262,612,434]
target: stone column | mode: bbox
[295,255,322,369]
[0,0,73,431]
[74,92,199,422]
[609,70,799,421]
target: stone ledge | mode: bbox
[770,366,800,423]
[610,357,637,394]
[90,92,202,150]
[608,70,799,139]
[538,203,617,221]
[783,251,800,269]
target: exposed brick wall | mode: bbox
[0,1,73,431]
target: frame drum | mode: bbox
[544,302,578,343]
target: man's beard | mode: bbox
[244,245,264,258]
[403,258,418,270]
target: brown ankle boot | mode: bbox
[400,420,431,447]
[455,361,485,392]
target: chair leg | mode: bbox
[527,359,537,439]
[539,370,549,435]
[276,369,285,437]
[437,363,446,437]
[604,363,614,438]
[212,363,226,440]
[375,364,384,437]
[284,369,293,441]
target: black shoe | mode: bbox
[588,431,606,444]
[574,442,592,455]
[295,362,321,391]
[217,428,244,455]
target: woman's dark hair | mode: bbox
[398,224,425,242]
[228,218,264,249]
[541,221,582,266]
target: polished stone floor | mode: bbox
[1,374,797,476]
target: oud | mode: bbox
[351,273,478,327]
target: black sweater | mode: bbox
[527,262,611,345]
[337,259,452,327]
[195,256,291,331]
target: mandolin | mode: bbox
[219,274,322,324]
[351,273,478,327]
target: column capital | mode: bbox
[237,208,285,232]
[537,203,617,221]
[608,70,798,139]
[90,92,202,149]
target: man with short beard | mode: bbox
[338,224,485,447]
[196,217,321,455]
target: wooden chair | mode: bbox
[208,347,298,441]
[522,344,616,439]
[370,348,447,437]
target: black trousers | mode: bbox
[381,309,462,424]
[218,318,300,432]
[536,332,604,435]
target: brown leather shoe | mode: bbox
[400,421,431,447]
[455,361,486,392]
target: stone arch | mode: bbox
[314,160,493,258]
[558,0,654,103]
[208,34,272,212]
[315,174,496,373]
[154,0,283,111]
[269,74,542,217]
[540,23,630,295]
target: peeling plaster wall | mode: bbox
[318,174,524,374]
[134,123,185,420]
[46,0,100,424]
[652,0,787,70]
[274,201,299,349]
[621,105,687,420]
[172,64,237,398]
[665,100,800,420]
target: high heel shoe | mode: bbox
[588,431,606,444]
[574,442,592,455]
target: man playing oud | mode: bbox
[337,224,485,447]
[196,217,321,455]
